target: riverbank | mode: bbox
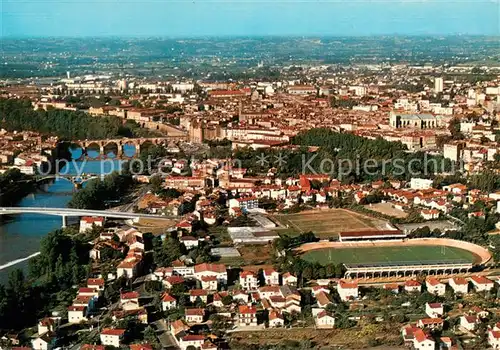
[0,170,36,206]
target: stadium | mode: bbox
[296,237,492,279]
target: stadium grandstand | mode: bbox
[343,260,473,279]
[339,229,407,242]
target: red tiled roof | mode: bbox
[185,308,205,316]
[339,230,404,238]
[101,328,126,336]
[121,291,140,300]
[81,345,105,350]
[68,305,86,312]
[162,293,176,302]
[87,278,105,286]
[190,289,208,297]
[130,344,153,350]
[238,305,257,314]
[81,216,104,223]
[405,280,421,287]
[339,280,358,289]
[182,335,205,341]
[452,277,468,285]
[194,263,226,274]
[470,276,493,285]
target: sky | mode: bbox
[1,0,499,37]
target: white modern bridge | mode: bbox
[0,207,177,227]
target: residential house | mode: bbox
[417,318,443,330]
[189,289,208,303]
[233,290,250,303]
[201,275,218,291]
[407,327,435,350]
[185,308,205,324]
[315,310,335,329]
[240,271,259,290]
[68,306,87,323]
[426,278,446,296]
[282,272,297,286]
[337,280,359,301]
[238,305,257,327]
[268,310,284,328]
[449,277,468,294]
[79,216,104,233]
[460,315,479,331]
[32,333,56,350]
[179,236,199,250]
[179,335,205,350]
[37,318,55,335]
[404,280,422,293]
[161,293,177,311]
[315,291,332,308]
[470,276,494,292]
[100,329,126,348]
[117,255,142,279]
[488,330,500,349]
[120,291,140,311]
[194,263,227,284]
[263,268,280,285]
[87,278,105,291]
[425,303,443,318]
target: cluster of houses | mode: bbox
[353,177,500,219]
[395,275,500,350]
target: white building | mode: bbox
[240,271,259,290]
[315,310,335,329]
[161,293,177,311]
[238,305,257,326]
[426,278,446,296]
[425,303,443,318]
[263,268,280,285]
[79,216,104,233]
[449,277,468,294]
[470,276,494,292]
[434,77,444,93]
[100,329,126,348]
[460,315,479,331]
[410,178,433,190]
[488,330,500,349]
[32,333,55,350]
[68,305,87,323]
[179,335,205,350]
[337,280,358,301]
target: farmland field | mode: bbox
[273,208,388,238]
[302,245,478,265]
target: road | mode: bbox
[0,206,178,220]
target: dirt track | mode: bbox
[296,238,492,265]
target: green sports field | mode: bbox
[302,245,478,265]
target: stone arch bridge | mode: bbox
[71,136,185,159]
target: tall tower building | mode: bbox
[434,77,443,93]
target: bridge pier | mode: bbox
[62,215,68,228]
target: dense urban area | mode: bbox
[1,36,500,350]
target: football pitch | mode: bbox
[273,209,388,238]
[301,245,478,265]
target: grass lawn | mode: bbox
[273,208,388,239]
[302,245,478,265]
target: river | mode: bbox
[0,146,133,284]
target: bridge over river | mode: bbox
[70,136,186,159]
[0,207,177,228]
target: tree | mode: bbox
[448,118,464,140]
[143,325,158,346]
[149,175,163,194]
[221,295,233,306]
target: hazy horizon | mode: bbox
[2,0,499,38]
